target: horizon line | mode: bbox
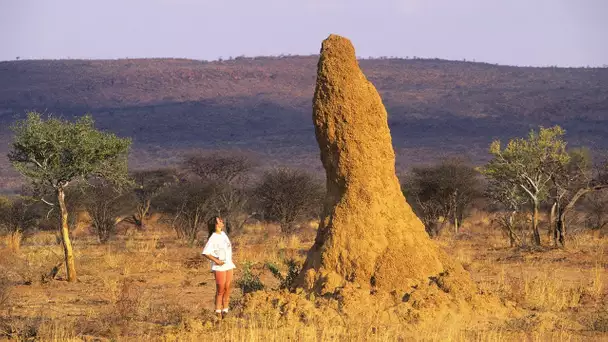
[2,54,607,69]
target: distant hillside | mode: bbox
[1,56,608,190]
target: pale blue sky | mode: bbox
[0,0,606,66]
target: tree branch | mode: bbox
[41,197,55,206]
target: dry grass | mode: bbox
[515,272,583,311]
[590,261,604,300]
[4,231,22,254]
[0,276,11,312]
[0,216,607,341]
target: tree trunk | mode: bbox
[549,201,557,244]
[556,187,603,248]
[507,211,515,247]
[552,202,560,246]
[532,199,541,246]
[504,210,522,247]
[57,187,77,282]
[134,199,151,229]
[556,209,566,247]
[451,193,459,234]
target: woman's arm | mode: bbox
[202,253,225,266]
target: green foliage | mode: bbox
[552,148,593,197]
[483,126,569,202]
[266,259,300,290]
[482,126,571,245]
[8,112,132,281]
[236,261,264,295]
[8,112,131,189]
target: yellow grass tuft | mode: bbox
[4,231,22,253]
[35,319,80,342]
[506,271,584,312]
[589,261,604,300]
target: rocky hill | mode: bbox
[1,56,607,190]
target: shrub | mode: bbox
[236,262,264,295]
[180,151,254,234]
[266,258,300,290]
[130,168,176,229]
[402,158,481,237]
[581,190,608,231]
[157,180,219,244]
[253,168,323,233]
[0,196,40,236]
[79,180,136,243]
[5,231,22,253]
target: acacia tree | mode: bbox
[8,112,130,282]
[549,150,608,246]
[484,175,528,247]
[482,126,569,246]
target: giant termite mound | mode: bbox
[243,35,511,332]
[297,34,474,296]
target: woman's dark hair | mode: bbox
[207,216,230,238]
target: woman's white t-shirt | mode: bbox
[202,231,236,272]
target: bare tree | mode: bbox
[0,196,39,235]
[131,169,176,229]
[181,151,255,184]
[549,149,608,246]
[180,151,255,232]
[253,168,323,233]
[80,180,136,243]
[582,190,608,231]
[485,178,528,247]
[403,158,481,236]
[209,183,251,232]
[157,181,220,244]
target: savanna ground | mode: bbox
[1,212,607,342]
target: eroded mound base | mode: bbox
[243,279,514,338]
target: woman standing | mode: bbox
[202,216,236,319]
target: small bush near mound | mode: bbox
[266,258,300,290]
[237,261,264,294]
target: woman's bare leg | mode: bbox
[222,269,234,311]
[214,271,226,312]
